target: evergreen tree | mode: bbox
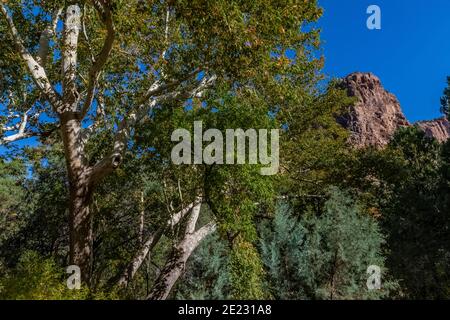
[175,233,231,300]
[259,188,395,300]
[380,127,450,299]
[0,158,26,248]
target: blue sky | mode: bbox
[318,0,450,122]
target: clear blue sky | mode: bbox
[318,0,450,122]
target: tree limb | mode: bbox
[0,92,44,145]
[116,200,200,289]
[0,110,31,145]
[80,0,115,118]
[36,7,63,68]
[0,3,60,108]
[147,220,217,300]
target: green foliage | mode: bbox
[380,127,450,299]
[0,251,90,300]
[229,240,266,299]
[260,188,396,300]
[0,145,69,266]
[279,81,354,199]
[176,230,267,300]
[0,251,119,300]
[0,158,26,247]
[339,126,450,299]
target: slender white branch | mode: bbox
[82,4,96,63]
[141,68,200,103]
[0,4,60,108]
[0,110,30,145]
[3,124,20,132]
[191,74,217,98]
[80,1,115,118]
[89,70,215,184]
[80,91,107,145]
[36,7,63,67]
[170,201,196,228]
[160,7,170,79]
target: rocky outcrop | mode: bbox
[338,72,450,147]
[416,117,450,143]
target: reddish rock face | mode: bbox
[416,118,450,143]
[338,72,450,147]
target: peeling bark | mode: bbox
[52,5,96,283]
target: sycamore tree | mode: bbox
[0,0,324,289]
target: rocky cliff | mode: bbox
[338,72,450,147]
[416,117,450,143]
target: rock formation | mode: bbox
[416,117,450,143]
[338,72,450,147]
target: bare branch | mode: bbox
[117,229,161,288]
[139,68,200,105]
[160,7,171,79]
[80,89,107,145]
[82,4,96,63]
[169,201,196,228]
[193,222,217,241]
[190,74,217,98]
[0,91,45,146]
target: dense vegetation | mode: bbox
[0,0,449,300]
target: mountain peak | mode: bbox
[338,72,410,147]
[338,72,449,147]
